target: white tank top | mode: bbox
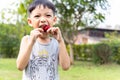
[22,37,59,80]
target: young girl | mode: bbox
[16,0,70,80]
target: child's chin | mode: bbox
[39,34,49,39]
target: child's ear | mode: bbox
[27,18,32,27]
[53,16,57,25]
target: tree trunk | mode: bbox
[69,43,74,65]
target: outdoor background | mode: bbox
[0,0,120,80]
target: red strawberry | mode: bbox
[42,25,50,32]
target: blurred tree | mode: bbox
[0,24,20,58]
[0,1,32,58]
[52,0,109,64]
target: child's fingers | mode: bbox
[35,28,44,32]
[47,27,59,35]
[30,28,44,39]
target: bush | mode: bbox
[73,44,94,61]
[71,41,120,64]
[110,44,120,64]
[93,43,112,64]
[0,24,32,58]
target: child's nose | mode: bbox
[40,17,46,23]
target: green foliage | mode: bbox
[93,43,112,64]
[104,31,120,44]
[52,0,108,43]
[0,0,33,58]
[0,23,32,58]
[0,24,19,58]
[103,31,120,64]
[17,0,32,25]
[72,42,120,64]
[73,44,94,61]
[73,41,120,65]
[109,43,120,64]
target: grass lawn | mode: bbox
[0,58,120,80]
[0,58,22,80]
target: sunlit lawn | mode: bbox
[0,58,120,80]
[0,58,22,80]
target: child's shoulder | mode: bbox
[22,35,29,39]
[21,35,30,42]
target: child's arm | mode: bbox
[16,28,43,71]
[16,36,35,71]
[47,27,71,70]
[58,38,71,70]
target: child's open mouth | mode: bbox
[41,25,50,32]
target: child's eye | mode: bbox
[34,15,40,18]
[46,15,52,17]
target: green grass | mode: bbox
[59,61,120,80]
[0,58,22,80]
[0,59,120,80]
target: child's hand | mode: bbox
[30,28,44,42]
[47,27,63,42]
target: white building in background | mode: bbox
[75,25,120,45]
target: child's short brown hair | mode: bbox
[28,0,56,16]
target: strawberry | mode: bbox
[42,25,50,32]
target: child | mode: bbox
[16,0,70,80]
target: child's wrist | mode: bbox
[58,38,64,43]
[29,36,36,44]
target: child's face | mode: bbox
[28,5,56,29]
